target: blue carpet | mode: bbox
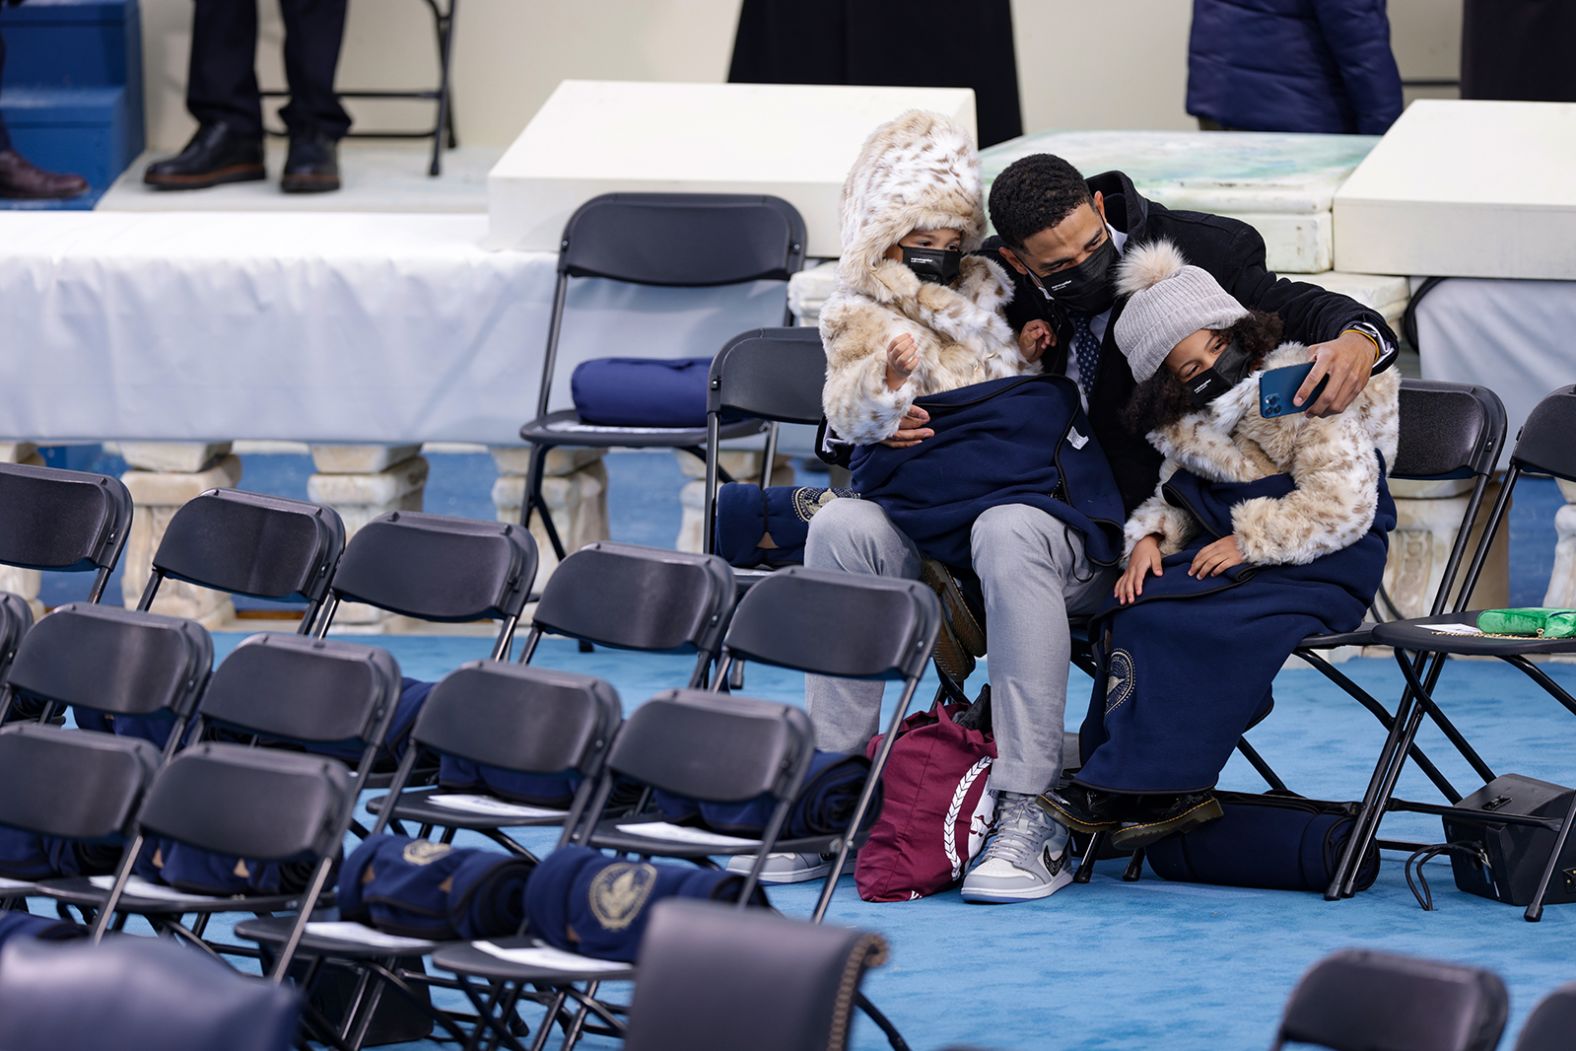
[18,635,1571,1050]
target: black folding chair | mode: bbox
[516,193,806,563]
[316,511,537,661]
[0,604,213,757]
[1515,983,1576,1051]
[1338,386,1576,918]
[520,541,736,689]
[0,590,32,685]
[622,899,891,1051]
[367,661,621,855]
[0,724,161,910]
[1271,948,1508,1051]
[139,488,346,634]
[0,461,133,604]
[431,688,818,1051]
[711,566,941,921]
[701,325,829,577]
[0,935,303,1051]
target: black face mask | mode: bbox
[1037,236,1118,315]
[1184,339,1255,407]
[901,245,962,285]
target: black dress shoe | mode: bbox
[0,149,89,200]
[281,133,341,194]
[1109,791,1224,851]
[144,123,265,190]
[1038,784,1129,834]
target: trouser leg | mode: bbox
[188,0,265,137]
[969,503,1113,796]
[802,499,922,752]
[278,0,352,139]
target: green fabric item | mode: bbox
[1475,608,1576,638]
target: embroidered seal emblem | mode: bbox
[402,840,454,866]
[1104,649,1136,715]
[589,861,658,931]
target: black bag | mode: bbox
[1145,792,1379,893]
[1406,774,1576,910]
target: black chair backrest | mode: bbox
[1515,983,1576,1051]
[0,724,160,841]
[0,936,302,1051]
[196,633,400,749]
[326,511,537,624]
[135,743,354,862]
[721,567,940,682]
[624,899,888,1051]
[413,661,620,776]
[559,193,805,287]
[1272,949,1509,1051]
[0,461,132,584]
[708,327,828,425]
[530,542,735,654]
[150,488,345,607]
[606,689,812,805]
[1391,379,1507,481]
[4,604,212,719]
[1511,384,1576,482]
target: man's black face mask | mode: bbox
[1184,339,1254,407]
[901,245,962,285]
[1037,236,1118,315]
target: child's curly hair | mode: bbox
[1122,308,1284,435]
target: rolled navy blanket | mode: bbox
[524,845,769,961]
[655,750,880,840]
[338,834,533,941]
[713,483,860,568]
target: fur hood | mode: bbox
[834,110,986,300]
[1124,342,1401,566]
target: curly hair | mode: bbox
[987,154,1093,250]
[1122,309,1285,435]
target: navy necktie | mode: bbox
[1069,311,1100,402]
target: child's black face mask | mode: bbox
[901,246,962,285]
[1184,339,1254,407]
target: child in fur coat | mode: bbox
[1039,239,1400,850]
[820,110,1039,445]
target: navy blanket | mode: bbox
[653,750,879,839]
[524,846,768,961]
[850,375,1125,569]
[338,834,533,941]
[1077,462,1395,794]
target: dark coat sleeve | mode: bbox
[1217,221,1398,350]
[1311,0,1404,134]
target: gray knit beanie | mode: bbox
[1113,240,1249,382]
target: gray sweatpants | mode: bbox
[803,499,1117,796]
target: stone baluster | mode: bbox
[1382,477,1511,622]
[490,448,610,590]
[0,442,46,619]
[1544,479,1576,610]
[307,446,429,625]
[120,442,242,625]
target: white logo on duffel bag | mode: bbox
[944,756,996,880]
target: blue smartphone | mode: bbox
[1259,362,1328,418]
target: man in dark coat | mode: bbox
[0,6,88,199]
[1186,0,1403,135]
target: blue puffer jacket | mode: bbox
[1186,0,1403,135]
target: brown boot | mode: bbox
[0,149,89,200]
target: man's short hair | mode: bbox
[988,154,1093,249]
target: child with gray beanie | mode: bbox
[1109,238,1400,600]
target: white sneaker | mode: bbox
[960,791,1074,903]
[726,850,847,884]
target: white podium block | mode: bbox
[981,130,1379,275]
[487,81,977,257]
[1334,100,1576,280]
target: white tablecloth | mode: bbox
[1412,276,1576,459]
[0,212,788,445]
